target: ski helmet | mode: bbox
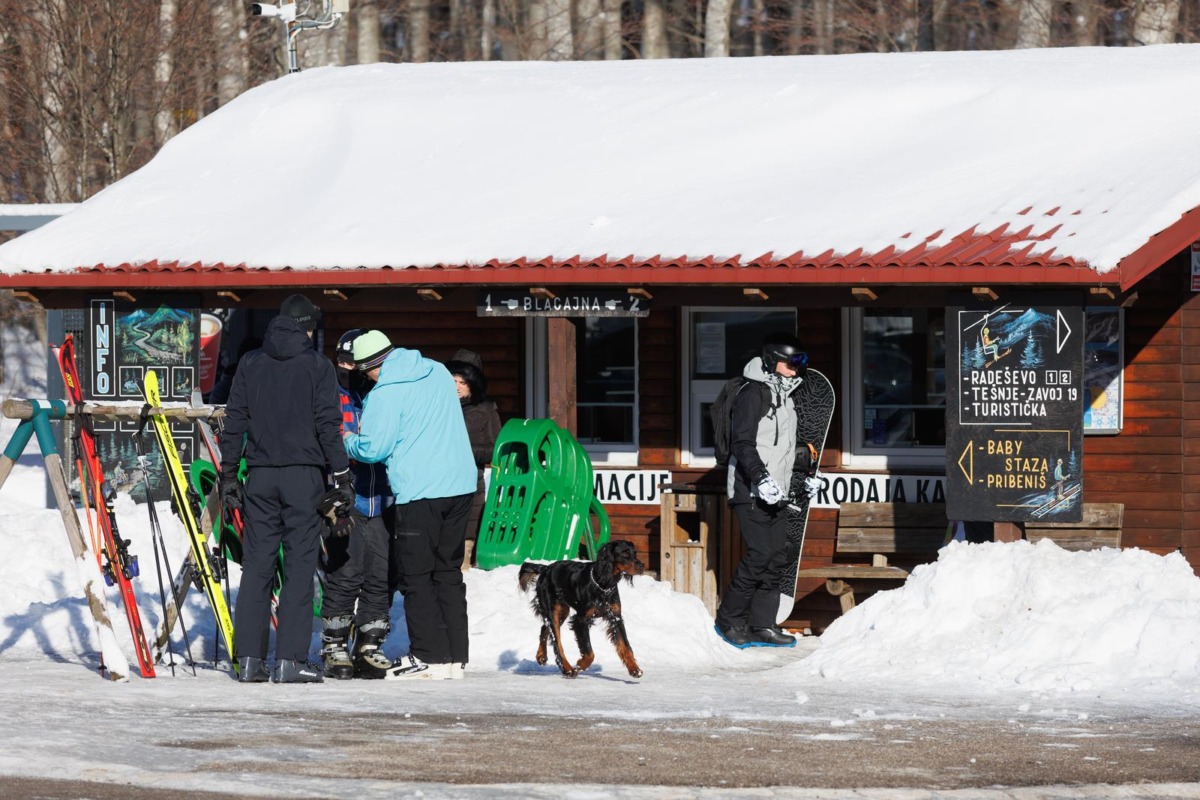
[336,328,365,366]
[761,333,808,373]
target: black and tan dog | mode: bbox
[518,540,645,678]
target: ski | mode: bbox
[55,336,156,678]
[141,371,237,672]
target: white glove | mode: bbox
[803,474,824,500]
[756,475,785,505]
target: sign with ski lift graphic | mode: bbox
[945,298,1084,523]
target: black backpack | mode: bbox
[710,377,750,467]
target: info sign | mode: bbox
[945,300,1084,523]
[477,290,650,317]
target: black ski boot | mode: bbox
[751,626,797,647]
[320,615,354,680]
[271,659,324,683]
[351,619,393,680]
[237,656,270,683]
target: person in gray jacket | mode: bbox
[714,333,815,649]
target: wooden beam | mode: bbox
[323,288,348,301]
[743,287,768,300]
[417,288,442,301]
[113,290,136,302]
[1121,291,1139,308]
[972,286,998,301]
[531,287,556,300]
[1089,287,1115,300]
[851,287,877,301]
[11,290,38,303]
[627,287,653,300]
[547,317,577,436]
[217,290,242,303]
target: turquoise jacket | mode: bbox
[344,348,477,504]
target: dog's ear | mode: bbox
[597,542,615,576]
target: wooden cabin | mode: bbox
[3,46,1200,632]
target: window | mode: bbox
[682,308,797,466]
[845,307,946,468]
[527,317,638,465]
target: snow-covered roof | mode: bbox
[4,45,1200,290]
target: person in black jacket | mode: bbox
[445,349,501,568]
[714,333,818,650]
[219,294,353,684]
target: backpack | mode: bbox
[710,377,750,467]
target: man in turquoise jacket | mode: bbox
[343,330,477,681]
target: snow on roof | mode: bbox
[4,45,1200,279]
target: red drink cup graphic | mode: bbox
[198,313,223,394]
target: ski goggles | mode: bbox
[783,351,809,369]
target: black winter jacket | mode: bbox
[219,316,349,475]
[461,397,501,493]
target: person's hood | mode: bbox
[261,316,313,360]
[375,347,434,387]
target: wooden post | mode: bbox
[547,317,577,436]
[993,521,1023,543]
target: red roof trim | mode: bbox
[1116,204,1200,291]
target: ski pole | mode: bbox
[136,423,196,676]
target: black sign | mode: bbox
[946,299,1083,523]
[477,290,650,317]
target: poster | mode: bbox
[81,298,200,503]
[1083,307,1123,434]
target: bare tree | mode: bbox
[1134,0,1181,44]
[1013,0,1052,48]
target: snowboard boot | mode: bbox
[271,659,325,684]
[714,624,756,649]
[351,618,394,680]
[751,626,797,647]
[320,615,354,680]
[237,656,270,683]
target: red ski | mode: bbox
[56,336,156,678]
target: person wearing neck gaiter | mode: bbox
[714,333,810,650]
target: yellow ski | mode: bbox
[143,371,237,672]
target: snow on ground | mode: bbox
[3,325,1200,797]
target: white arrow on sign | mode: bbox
[1055,309,1073,353]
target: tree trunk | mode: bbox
[601,0,622,59]
[543,0,574,59]
[705,0,733,55]
[155,0,177,146]
[357,0,382,63]
[482,0,497,59]
[576,0,604,58]
[642,0,669,58]
[409,0,431,62]
[916,0,934,50]
[1012,0,1051,48]
[212,0,248,107]
[1133,0,1181,45]
[1071,0,1099,46]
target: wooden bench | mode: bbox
[797,503,947,615]
[799,501,1124,616]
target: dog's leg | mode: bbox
[550,602,577,678]
[605,604,642,678]
[536,624,550,666]
[570,612,595,673]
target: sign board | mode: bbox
[78,297,200,502]
[946,300,1084,523]
[1192,241,1200,291]
[593,469,672,505]
[477,290,650,317]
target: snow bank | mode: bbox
[800,539,1200,692]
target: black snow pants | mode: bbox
[235,465,324,663]
[322,510,392,625]
[391,493,472,665]
[714,499,791,631]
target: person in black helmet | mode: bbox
[714,332,818,649]
[317,329,397,680]
[219,293,353,683]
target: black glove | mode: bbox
[317,470,355,519]
[220,472,242,512]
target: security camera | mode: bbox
[250,2,296,20]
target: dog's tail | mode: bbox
[517,562,544,593]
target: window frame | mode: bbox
[842,307,947,470]
[525,317,640,466]
[681,305,799,467]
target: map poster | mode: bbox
[82,297,200,503]
[945,296,1084,523]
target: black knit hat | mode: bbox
[280,294,321,332]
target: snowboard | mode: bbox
[776,368,835,625]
